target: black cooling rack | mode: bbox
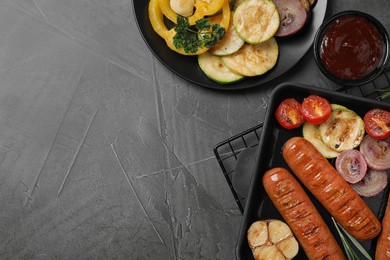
[214,67,390,214]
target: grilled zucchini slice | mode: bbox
[231,0,246,10]
[302,122,340,158]
[319,105,365,152]
[233,0,280,44]
[331,103,347,110]
[221,37,278,76]
[198,51,245,83]
[209,11,245,56]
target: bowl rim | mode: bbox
[313,10,390,86]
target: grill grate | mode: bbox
[214,67,390,213]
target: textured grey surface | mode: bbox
[0,0,389,259]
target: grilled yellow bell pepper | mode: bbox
[160,0,226,25]
[148,0,230,55]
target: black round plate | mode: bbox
[133,1,328,90]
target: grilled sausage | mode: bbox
[282,137,381,240]
[376,194,390,259]
[263,167,345,260]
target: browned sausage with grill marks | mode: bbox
[282,136,381,240]
[263,167,345,260]
[376,194,390,259]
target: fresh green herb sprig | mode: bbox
[331,217,372,260]
[376,87,390,100]
[173,16,226,53]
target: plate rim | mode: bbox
[133,0,329,90]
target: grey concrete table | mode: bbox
[0,0,389,259]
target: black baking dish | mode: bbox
[236,83,390,259]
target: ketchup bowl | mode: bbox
[313,11,390,86]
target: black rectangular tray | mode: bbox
[214,69,390,214]
[235,82,390,259]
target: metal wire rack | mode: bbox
[214,67,390,214]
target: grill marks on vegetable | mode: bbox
[234,0,280,44]
[319,106,365,152]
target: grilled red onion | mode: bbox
[359,135,390,171]
[350,169,388,197]
[273,0,308,37]
[335,149,367,183]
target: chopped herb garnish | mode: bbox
[173,16,226,53]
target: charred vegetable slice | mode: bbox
[319,106,365,152]
[231,0,246,10]
[275,98,304,129]
[273,0,308,37]
[330,103,348,111]
[248,219,299,259]
[208,12,245,56]
[301,95,332,125]
[302,122,340,158]
[233,0,280,44]
[221,37,279,76]
[198,51,244,83]
[364,108,390,140]
[359,135,390,170]
[350,169,388,197]
[335,149,367,183]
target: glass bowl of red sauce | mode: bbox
[313,11,390,86]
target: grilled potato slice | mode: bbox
[221,37,278,76]
[233,0,280,44]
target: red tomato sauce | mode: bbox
[320,15,384,80]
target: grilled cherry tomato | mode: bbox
[301,95,332,124]
[364,108,390,139]
[275,98,304,129]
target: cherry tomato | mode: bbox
[301,95,331,124]
[364,108,390,139]
[275,98,304,129]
